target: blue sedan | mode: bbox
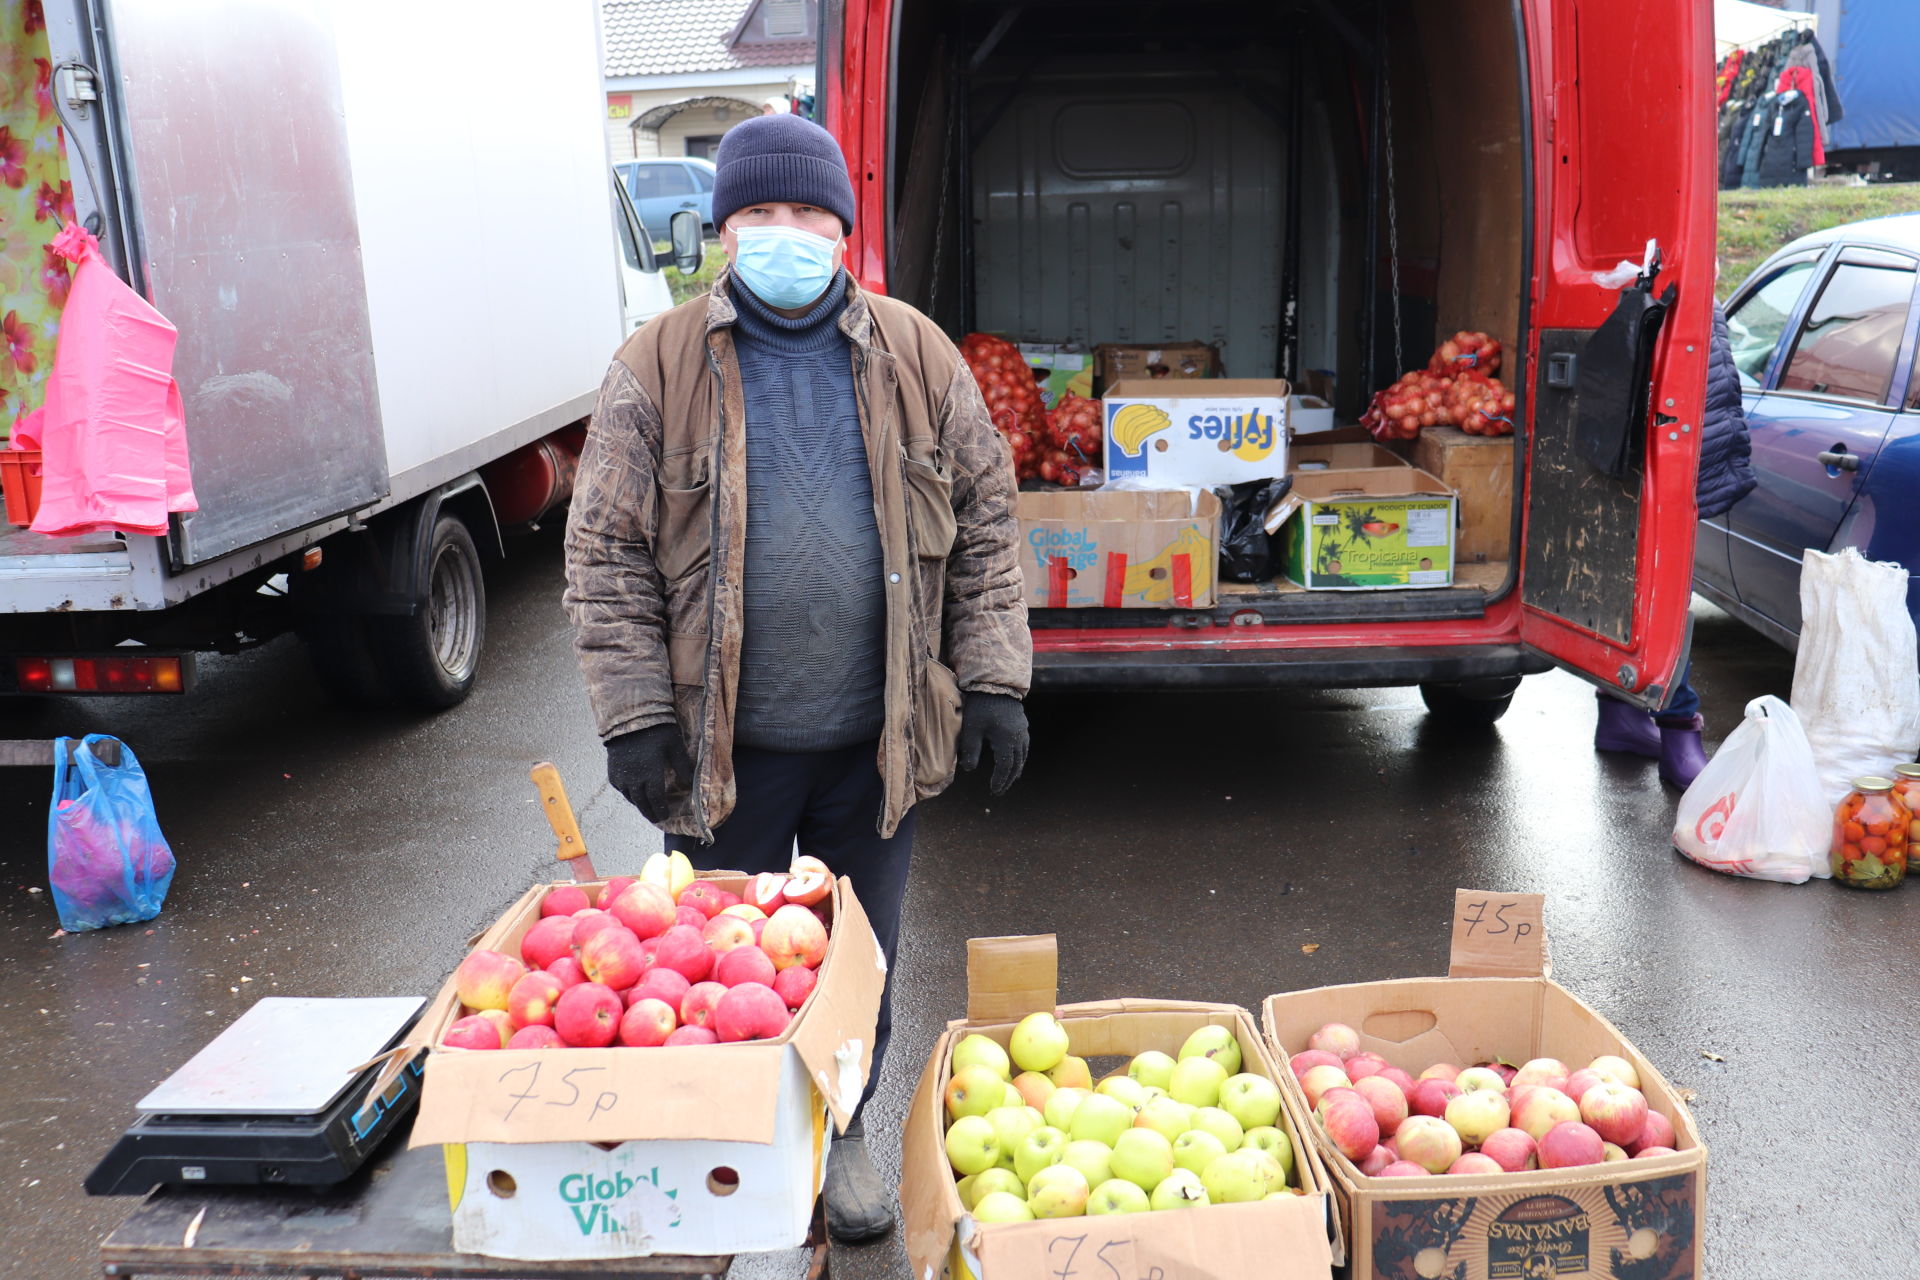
[1696,213,1920,646]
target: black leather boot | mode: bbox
[823,1114,895,1242]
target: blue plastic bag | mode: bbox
[47,735,176,931]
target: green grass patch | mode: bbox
[1718,184,1920,297]
[662,238,726,307]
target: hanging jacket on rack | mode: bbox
[1719,111,1748,189]
[1778,65,1824,166]
[1757,91,1814,188]
[1796,30,1843,127]
[1740,94,1777,189]
[1717,48,1744,109]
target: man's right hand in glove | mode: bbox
[605,725,694,824]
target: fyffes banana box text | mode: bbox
[1103,378,1290,487]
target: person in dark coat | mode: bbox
[1595,303,1756,788]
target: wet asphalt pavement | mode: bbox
[1,524,1913,1279]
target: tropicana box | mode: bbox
[902,934,1338,1280]
[404,871,884,1261]
[1260,892,1706,1280]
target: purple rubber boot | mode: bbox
[1658,715,1709,789]
[1594,695,1661,758]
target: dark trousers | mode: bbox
[667,740,914,1120]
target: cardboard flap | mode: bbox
[971,1194,1332,1280]
[966,935,1058,1024]
[1262,490,1307,534]
[787,877,886,1134]
[900,1029,960,1280]
[1447,888,1550,978]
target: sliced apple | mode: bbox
[745,872,790,913]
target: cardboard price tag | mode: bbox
[1447,889,1548,978]
[972,1197,1333,1280]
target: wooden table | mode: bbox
[99,1140,830,1279]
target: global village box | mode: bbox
[1260,892,1706,1280]
[403,872,885,1261]
[1103,378,1289,487]
[1015,488,1221,609]
[1264,468,1456,590]
[902,934,1337,1280]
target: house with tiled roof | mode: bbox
[601,0,817,162]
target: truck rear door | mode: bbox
[1517,0,1714,709]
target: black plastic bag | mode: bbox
[1574,256,1677,480]
[1215,476,1292,583]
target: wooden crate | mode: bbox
[1413,427,1514,563]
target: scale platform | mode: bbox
[86,996,427,1196]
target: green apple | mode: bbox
[1095,1075,1149,1112]
[970,1167,1026,1205]
[1127,1050,1177,1091]
[1456,1066,1506,1094]
[1241,1126,1296,1183]
[1046,1054,1093,1089]
[1014,1125,1068,1183]
[1139,1085,1168,1104]
[970,1190,1034,1223]
[1133,1096,1194,1142]
[1012,1070,1056,1112]
[1027,1163,1090,1218]
[1219,1073,1283,1131]
[945,1115,1000,1176]
[1009,1012,1070,1073]
[1061,1139,1114,1190]
[955,1174,978,1208]
[1242,1148,1286,1193]
[1199,1149,1270,1204]
[987,1106,1045,1165]
[1148,1167,1210,1210]
[952,1033,1013,1081]
[1088,1177,1151,1215]
[1068,1093,1133,1148]
[1172,1127,1227,1175]
[947,1064,1010,1121]
[1190,1105,1245,1152]
[1043,1087,1090,1132]
[1178,1025,1243,1075]
[1109,1128,1175,1191]
[1168,1056,1229,1109]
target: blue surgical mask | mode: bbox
[727,223,841,308]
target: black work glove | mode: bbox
[606,725,694,824]
[957,692,1029,796]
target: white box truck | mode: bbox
[0,0,695,706]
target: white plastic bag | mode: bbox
[1673,695,1831,883]
[1791,547,1920,804]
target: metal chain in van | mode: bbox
[1383,60,1403,374]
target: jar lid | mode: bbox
[1853,775,1896,792]
[1896,764,1920,779]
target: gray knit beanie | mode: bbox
[712,114,857,232]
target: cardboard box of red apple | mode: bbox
[1260,891,1706,1280]
[406,852,884,1261]
[900,934,1338,1280]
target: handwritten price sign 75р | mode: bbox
[1447,890,1547,978]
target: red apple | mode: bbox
[782,867,832,907]
[1352,1074,1410,1137]
[1633,1146,1679,1159]
[1307,1022,1361,1059]
[716,889,742,909]
[637,937,660,969]
[1409,1078,1462,1118]
[443,1014,504,1050]
[1447,1153,1504,1176]
[1513,1087,1581,1142]
[1579,1082,1650,1147]
[1418,1063,1462,1083]
[476,1009,514,1047]
[750,918,767,945]
[1377,1160,1430,1177]
[772,965,816,1009]
[596,877,637,910]
[1358,1145,1396,1176]
[520,916,577,971]
[609,882,677,940]
[714,982,792,1042]
[1376,1066,1418,1096]
[1317,1089,1379,1161]
[1289,1049,1343,1080]
[579,926,648,991]
[1479,1127,1538,1173]
[719,904,766,923]
[1485,1063,1519,1086]
[541,885,591,918]
[714,944,777,989]
[508,1025,564,1049]
[569,910,620,952]
[553,982,623,1048]
[1627,1111,1676,1155]
[546,956,588,989]
[1513,1057,1571,1096]
[630,967,692,1009]
[1299,1064,1353,1108]
[1563,1068,1608,1105]
[675,905,709,931]
[665,1025,718,1046]
[653,924,713,982]
[761,904,828,970]
[507,971,566,1029]
[1538,1121,1606,1169]
[1343,1052,1390,1081]
[454,949,527,1013]
[679,981,728,1028]
[745,872,789,913]
[677,881,728,920]
[619,997,678,1047]
[702,914,756,958]
[1393,1116,1463,1173]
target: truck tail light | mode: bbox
[14,655,186,694]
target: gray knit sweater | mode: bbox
[729,273,887,752]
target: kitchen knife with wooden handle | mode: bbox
[530,762,597,882]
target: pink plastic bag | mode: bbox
[29,223,196,538]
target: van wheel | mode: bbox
[1420,678,1519,725]
[371,514,486,709]
[298,615,389,706]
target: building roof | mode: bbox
[603,0,814,78]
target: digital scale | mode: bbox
[86,996,428,1196]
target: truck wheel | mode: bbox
[298,615,389,706]
[1419,679,1519,725]
[372,514,486,709]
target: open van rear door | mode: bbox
[1517,0,1715,710]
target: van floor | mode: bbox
[1218,560,1507,598]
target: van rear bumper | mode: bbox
[1030,643,1553,692]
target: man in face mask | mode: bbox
[563,115,1032,1241]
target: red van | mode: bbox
[819,0,1714,721]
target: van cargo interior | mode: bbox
[885,0,1528,617]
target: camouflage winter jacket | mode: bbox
[562,271,1031,840]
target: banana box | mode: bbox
[1264,468,1458,590]
[1104,379,1289,487]
[1016,488,1220,610]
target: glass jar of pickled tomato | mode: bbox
[1832,777,1908,889]
[1892,764,1920,872]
